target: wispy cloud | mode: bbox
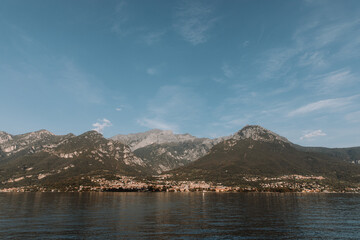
[300,129,326,140]
[258,48,299,80]
[212,77,225,83]
[137,118,178,131]
[318,69,355,93]
[242,40,250,47]
[59,61,103,104]
[288,95,357,117]
[214,116,249,129]
[111,1,129,37]
[138,85,204,131]
[146,67,157,75]
[174,1,218,45]
[222,63,234,78]
[298,51,326,68]
[143,31,166,45]
[313,20,360,49]
[345,111,360,123]
[115,104,129,112]
[293,8,360,60]
[92,118,112,133]
[258,7,360,85]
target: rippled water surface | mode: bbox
[0,192,359,239]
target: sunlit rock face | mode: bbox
[111,129,200,150]
[0,130,150,189]
[232,125,289,143]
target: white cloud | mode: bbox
[174,1,218,45]
[300,130,326,140]
[288,96,357,117]
[92,118,112,133]
[116,107,122,111]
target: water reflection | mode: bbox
[0,193,359,239]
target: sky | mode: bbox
[1,0,360,147]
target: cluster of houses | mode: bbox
[1,173,360,193]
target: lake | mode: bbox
[0,192,359,239]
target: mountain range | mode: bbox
[170,126,360,186]
[1,125,360,190]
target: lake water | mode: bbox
[0,192,359,239]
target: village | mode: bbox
[1,174,359,193]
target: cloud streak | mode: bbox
[300,130,326,140]
[143,31,166,45]
[319,69,355,93]
[288,95,357,117]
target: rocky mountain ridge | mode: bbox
[0,130,149,190]
[111,129,227,173]
[111,129,205,150]
[232,125,289,143]
[1,125,360,190]
[170,126,360,186]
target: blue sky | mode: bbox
[1,0,360,147]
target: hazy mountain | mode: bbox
[0,130,150,189]
[293,145,360,164]
[170,125,360,185]
[111,129,201,150]
[133,139,221,173]
[112,129,225,173]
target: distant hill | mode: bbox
[293,145,360,164]
[169,125,360,186]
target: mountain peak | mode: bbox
[34,129,54,136]
[81,130,104,138]
[233,125,289,143]
[0,131,12,144]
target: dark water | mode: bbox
[0,193,359,239]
